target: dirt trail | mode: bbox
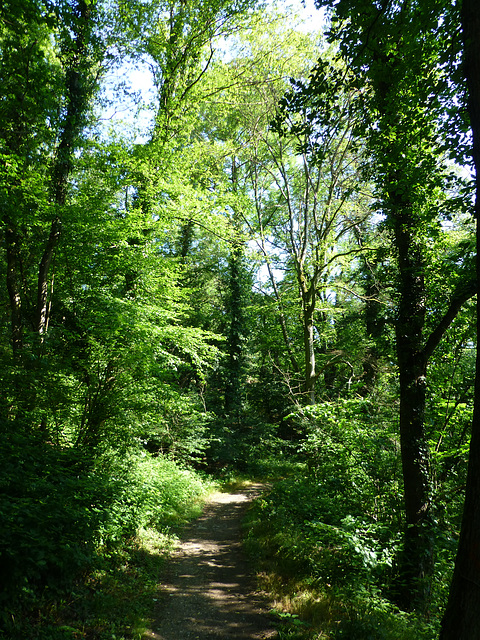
[143,484,277,640]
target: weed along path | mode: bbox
[142,483,278,640]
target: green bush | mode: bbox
[246,474,399,593]
[244,399,456,638]
[101,450,212,533]
[297,400,402,519]
[0,421,212,635]
[0,428,109,614]
[245,401,402,593]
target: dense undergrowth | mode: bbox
[243,399,465,640]
[0,423,214,639]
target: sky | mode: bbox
[295,0,326,31]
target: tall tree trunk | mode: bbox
[440,0,480,635]
[1,0,97,426]
[374,48,433,609]
[393,210,432,610]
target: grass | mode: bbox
[249,558,439,640]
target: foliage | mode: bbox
[244,396,465,637]
[0,0,477,635]
[246,399,402,584]
[0,423,213,638]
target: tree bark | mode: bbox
[36,216,61,338]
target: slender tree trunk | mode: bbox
[224,240,245,420]
[440,0,480,634]
[1,0,96,427]
[36,217,61,338]
[302,287,316,404]
[264,259,300,375]
[177,219,195,259]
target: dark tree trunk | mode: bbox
[391,199,433,611]
[177,219,195,259]
[440,0,480,635]
[3,0,94,355]
[371,34,434,607]
[0,0,97,428]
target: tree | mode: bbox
[312,0,476,611]
[202,25,371,405]
[267,57,373,403]
[0,0,102,425]
[173,13,327,420]
[440,0,480,634]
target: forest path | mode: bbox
[142,483,278,640]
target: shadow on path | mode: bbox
[143,484,277,640]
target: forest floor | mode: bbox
[141,483,278,640]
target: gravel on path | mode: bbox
[142,484,278,640]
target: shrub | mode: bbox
[0,421,212,635]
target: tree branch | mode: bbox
[422,279,477,365]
